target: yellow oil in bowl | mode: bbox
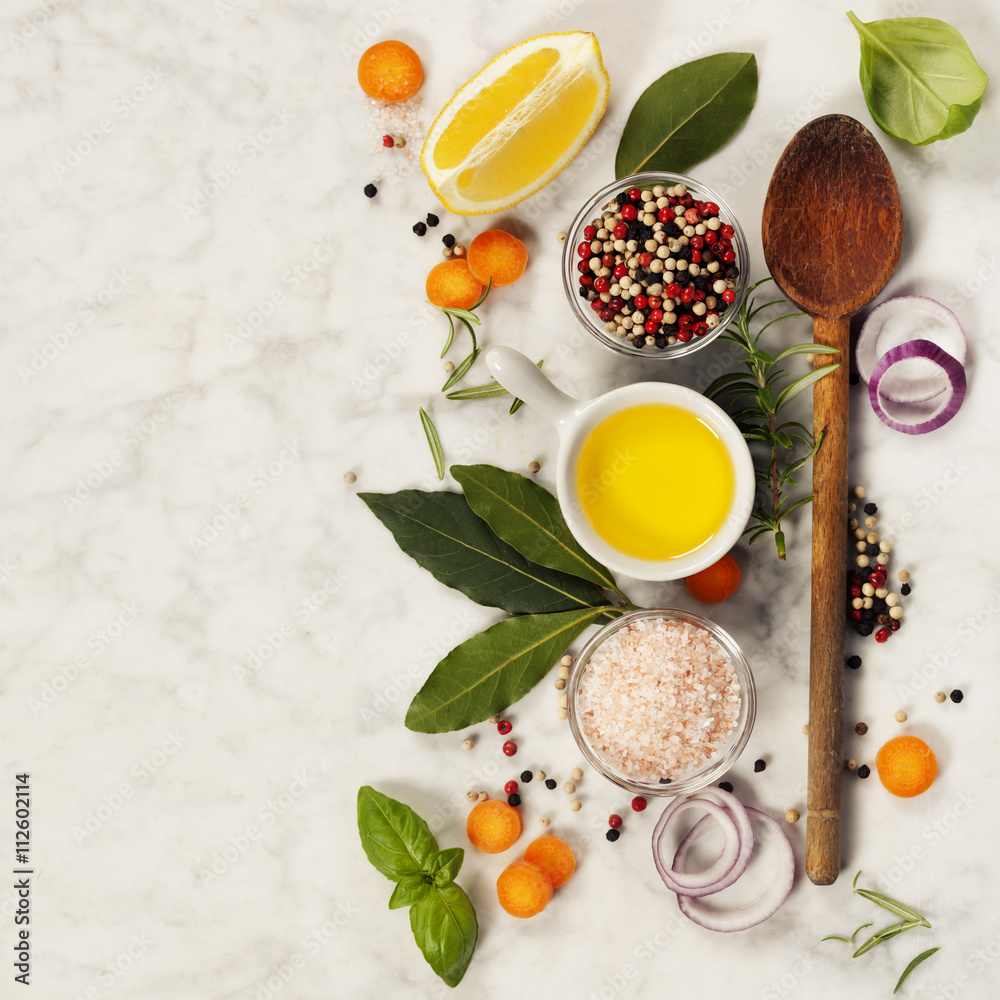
[574,403,735,561]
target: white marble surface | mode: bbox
[2,0,999,996]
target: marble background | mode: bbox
[2,0,998,997]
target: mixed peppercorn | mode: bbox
[573,182,741,350]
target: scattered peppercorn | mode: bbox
[950,689,964,703]
[497,720,512,735]
[561,655,573,667]
[557,231,567,243]
[461,738,473,751]
[802,724,809,735]
[426,213,439,226]
[846,655,862,669]
[753,759,766,773]
[542,778,556,790]
[901,583,911,596]
[520,769,533,783]
[563,781,576,794]
[488,715,500,724]
[442,233,456,248]
[864,503,877,515]
[857,764,871,779]
[570,767,583,781]
[381,135,394,147]
[502,740,517,756]
[934,691,947,703]
[507,793,521,807]
[719,781,734,793]
[570,799,582,811]
[785,809,800,824]
[631,796,647,812]
[343,471,357,484]
[528,460,541,473]
[894,709,907,723]
[608,814,623,829]
[477,790,489,802]
[853,486,866,498]
[556,707,568,720]
[364,183,377,198]
[466,790,478,802]
[606,828,620,842]
[875,628,890,643]
[413,221,427,236]
[855,722,868,735]
[897,569,910,583]
[553,678,566,691]
[394,135,406,148]
[539,816,550,828]
[504,780,518,795]
[534,770,546,781]
[452,244,466,257]
[658,776,673,784]
[857,622,874,637]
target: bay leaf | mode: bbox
[451,464,616,590]
[359,490,610,615]
[405,606,615,733]
[615,52,757,177]
[847,13,987,146]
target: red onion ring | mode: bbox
[868,339,967,435]
[675,806,795,932]
[651,787,754,896]
[856,296,967,403]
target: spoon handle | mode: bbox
[807,314,850,886]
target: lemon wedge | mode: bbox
[421,32,610,215]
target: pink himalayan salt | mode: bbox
[577,617,740,782]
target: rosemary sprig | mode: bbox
[444,360,544,408]
[418,408,445,480]
[823,872,940,994]
[706,277,839,559]
[436,280,491,390]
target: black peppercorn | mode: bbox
[507,793,521,807]
[519,769,533,783]
[857,765,871,779]
[606,828,621,842]
[616,192,629,206]
[950,689,964,703]
[442,233,456,248]
[719,781,734,793]
[846,655,862,669]
[867,543,880,557]
[857,622,874,637]
[412,221,427,236]
[426,213,439,227]
[658,776,672,784]
[753,759,766,773]
[864,503,877,515]
[901,583,911,596]
[363,183,377,198]
[578,285,590,298]
[544,778,556,790]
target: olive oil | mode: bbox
[575,403,735,560]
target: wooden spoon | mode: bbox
[761,115,903,886]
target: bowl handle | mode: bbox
[485,347,579,430]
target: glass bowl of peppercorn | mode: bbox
[561,171,749,358]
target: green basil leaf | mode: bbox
[615,52,757,176]
[847,13,988,145]
[426,847,464,887]
[389,873,432,910]
[359,490,610,615]
[357,786,440,881]
[406,606,615,733]
[894,947,941,994]
[451,464,616,591]
[410,883,477,988]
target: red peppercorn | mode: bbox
[601,252,615,268]
[849,583,861,598]
[693,322,709,337]
[638,252,653,266]
[657,208,673,223]
[497,720,512,735]
[720,224,735,239]
[869,570,887,588]
[689,235,704,249]
[504,780,518,795]
[599,308,615,323]
[644,319,659,334]
[583,225,596,240]
[576,259,590,274]
[627,187,641,201]
[649,309,664,323]
[722,289,736,304]
[608,814,623,829]
[666,283,681,299]
[680,193,693,207]
[631,796,647,812]
[681,287,695,304]
[647,296,662,309]
[613,222,627,239]
[704,202,720,216]
[621,204,637,221]
[613,264,627,278]
[382,134,394,147]
[890,619,901,631]
[690,250,702,263]
[502,740,517,756]
[721,248,736,263]
[594,277,609,293]
[849,608,862,621]
[590,298,603,312]
[578,275,593,287]
[608,296,624,312]
[875,628,890,643]
[678,313,694,327]
[684,207,700,224]
[693,289,706,302]
[577,241,591,258]
[633,294,648,309]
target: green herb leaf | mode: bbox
[405,606,614,733]
[509,359,543,414]
[410,883,478,988]
[774,364,839,412]
[821,934,852,944]
[389,873,433,910]
[419,409,446,481]
[615,52,758,176]
[442,347,480,392]
[850,922,873,945]
[357,786,440,882]
[426,847,465,887]
[452,464,616,591]
[847,13,988,145]
[855,889,931,927]
[444,382,510,400]
[894,947,941,994]
[852,919,926,957]
[440,314,455,358]
[359,490,610,615]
